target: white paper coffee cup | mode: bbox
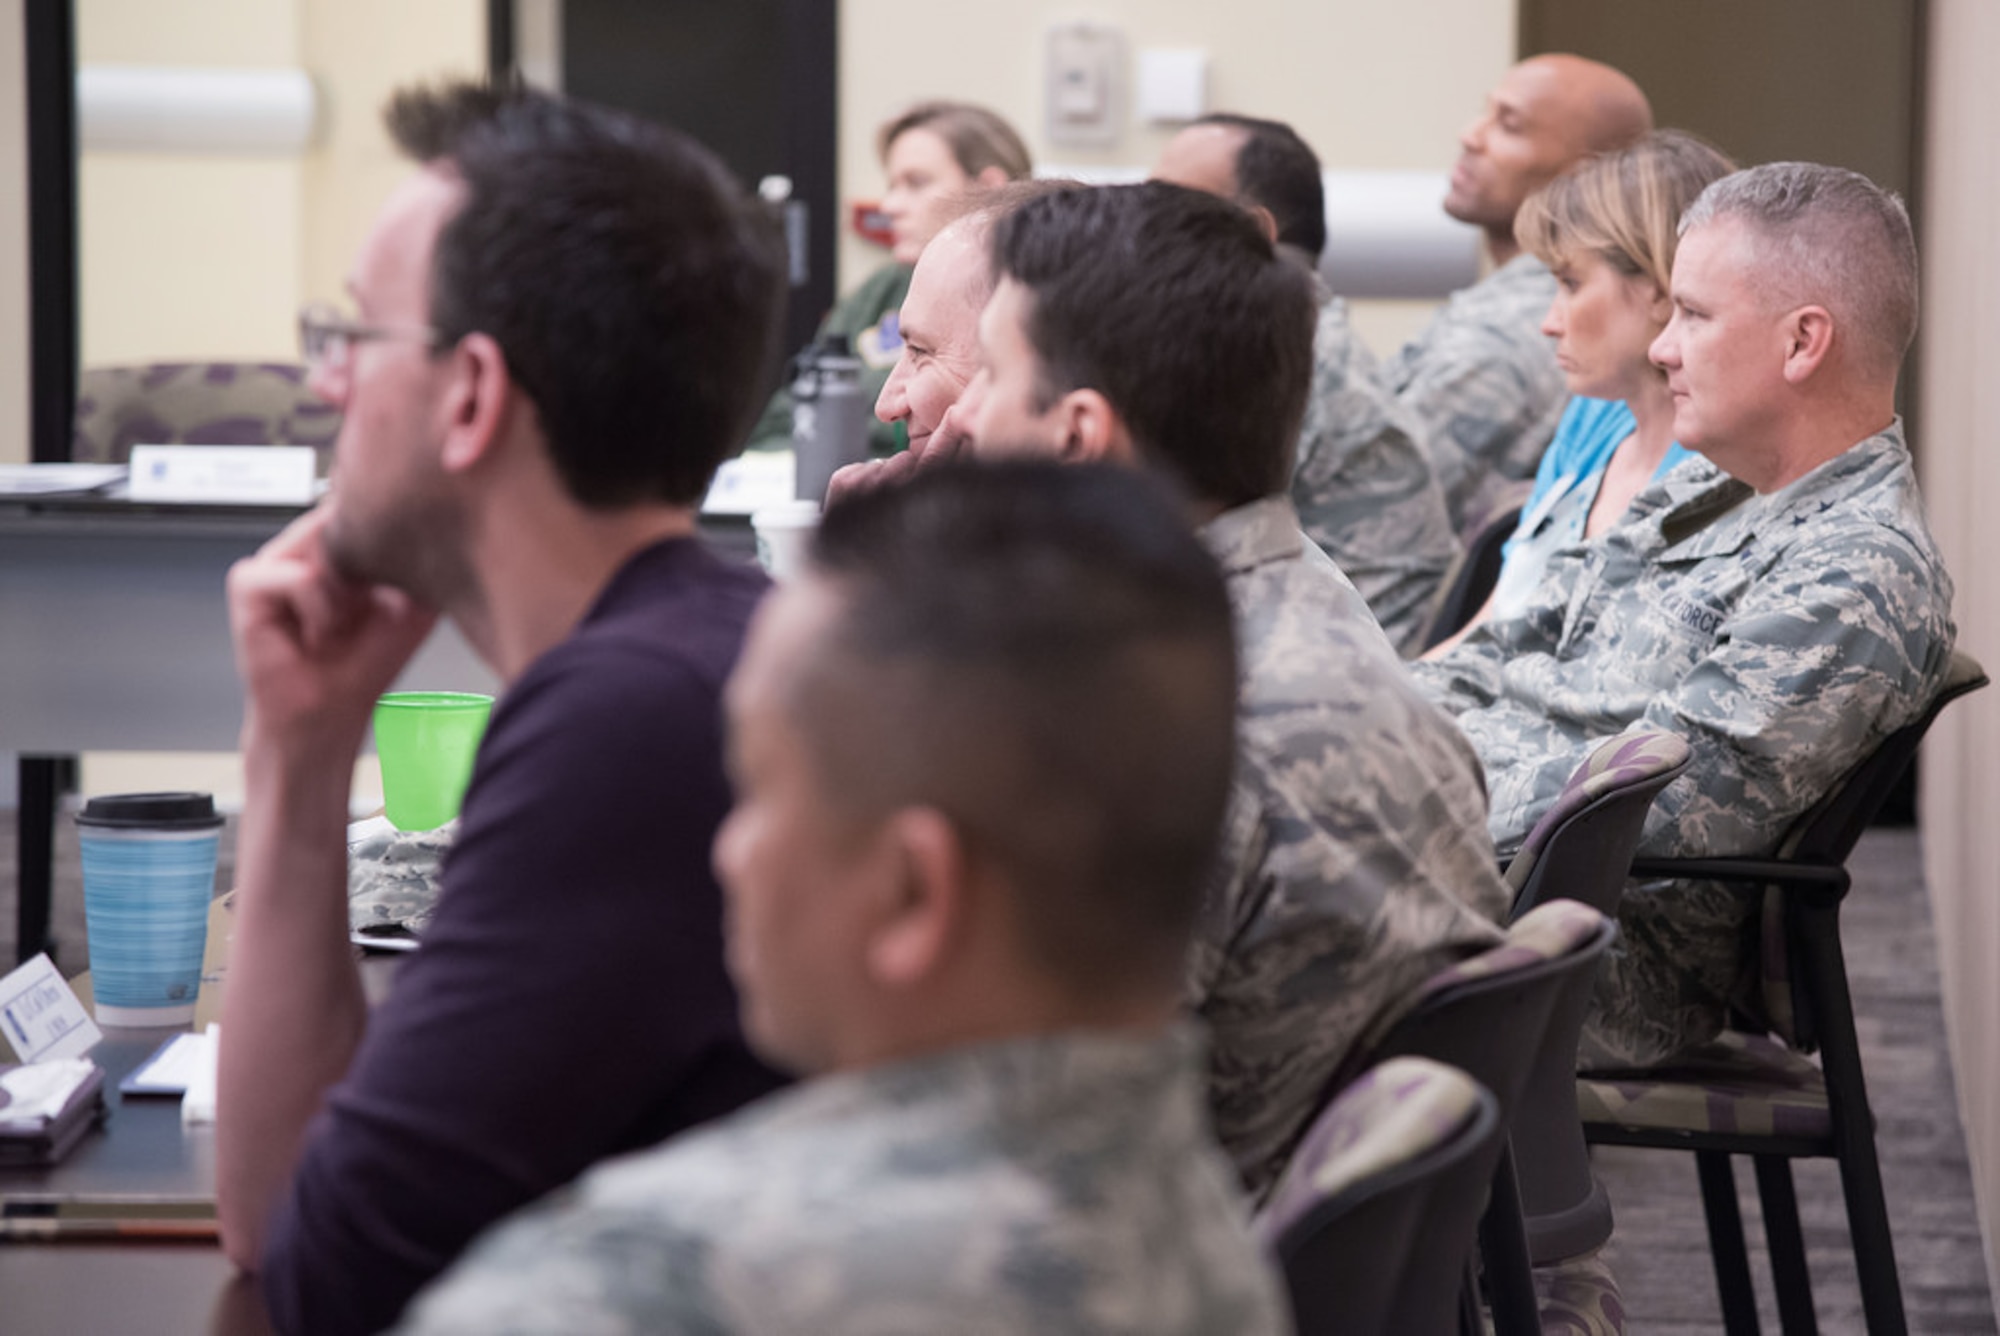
[751,500,821,582]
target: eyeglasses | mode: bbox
[297,303,441,370]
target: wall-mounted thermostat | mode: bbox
[1045,23,1123,147]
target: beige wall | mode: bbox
[1919,0,2000,1297]
[77,0,302,364]
[0,0,27,465]
[76,0,481,368]
[837,0,1514,355]
[76,0,481,806]
[299,0,486,314]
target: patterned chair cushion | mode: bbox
[1534,1246,1626,1336]
[1507,730,1691,893]
[1258,1056,1484,1242]
[1576,1029,1829,1140]
[72,362,341,471]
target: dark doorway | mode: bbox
[495,0,839,364]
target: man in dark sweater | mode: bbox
[218,82,789,1335]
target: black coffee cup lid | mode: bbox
[75,791,224,830]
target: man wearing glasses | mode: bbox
[217,82,789,1336]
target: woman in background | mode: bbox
[745,101,1031,455]
[1429,129,1735,652]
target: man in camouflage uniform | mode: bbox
[1414,163,1956,1066]
[967,183,1510,1200]
[1387,55,1652,531]
[1156,115,1457,655]
[395,464,1289,1335]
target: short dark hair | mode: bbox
[385,81,784,508]
[1195,113,1328,260]
[799,460,1238,998]
[990,182,1317,509]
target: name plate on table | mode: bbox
[0,954,101,1063]
[129,444,317,505]
[703,450,794,515]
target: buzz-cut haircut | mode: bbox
[793,460,1239,998]
[1679,161,1919,376]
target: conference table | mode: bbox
[0,896,404,1334]
[1,485,758,963]
[0,1031,266,1335]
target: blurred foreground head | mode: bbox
[717,460,1238,1074]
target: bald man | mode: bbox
[1155,116,1457,655]
[1386,54,1652,531]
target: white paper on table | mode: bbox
[179,1025,220,1127]
[0,1058,99,1128]
[0,464,128,497]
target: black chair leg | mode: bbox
[1696,1150,1762,1336]
[1798,904,1909,1336]
[1835,1136,1908,1336]
[1478,1146,1542,1336]
[1753,1156,1817,1335]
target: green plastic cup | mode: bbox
[372,691,495,832]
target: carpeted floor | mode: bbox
[1,812,1991,1331]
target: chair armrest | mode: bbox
[1627,857,1850,908]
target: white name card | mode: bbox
[0,955,102,1064]
[128,444,317,505]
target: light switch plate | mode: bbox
[1137,48,1209,123]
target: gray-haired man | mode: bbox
[1415,163,1956,1065]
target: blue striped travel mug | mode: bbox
[76,792,223,1027]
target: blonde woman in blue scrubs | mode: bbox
[1430,129,1734,653]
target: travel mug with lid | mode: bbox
[76,791,224,1026]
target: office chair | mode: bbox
[1259,1057,1503,1336]
[1581,650,1989,1336]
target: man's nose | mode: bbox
[875,359,909,424]
[1649,323,1679,370]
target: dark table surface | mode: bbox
[0,1031,263,1334]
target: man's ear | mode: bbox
[437,332,514,473]
[864,807,970,989]
[1053,387,1138,466]
[1780,305,1836,385]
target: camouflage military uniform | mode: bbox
[1382,254,1568,532]
[1195,497,1510,1202]
[347,820,455,938]
[391,1028,1290,1336]
[1290,294,1459,656]
[1412,426,1955,1064]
